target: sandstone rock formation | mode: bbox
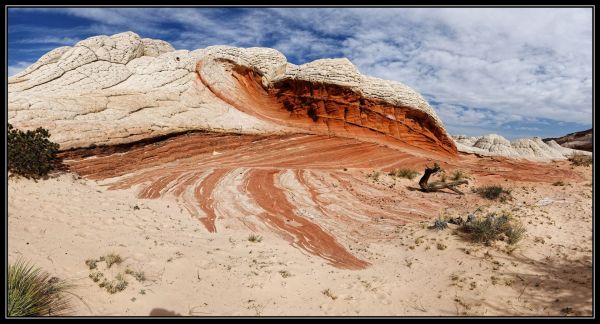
[8,31,456,157]
[453,134,592,161]
[543,128,592,152]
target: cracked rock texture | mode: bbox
[8,31,456,156]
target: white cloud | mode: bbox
[8,7,592,137]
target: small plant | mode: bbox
[506,223,526,245]
[322,288,337,300]
[568,154,592,167]
[89,271,104,283]
[125,269,146,282]
[85,259,98,270]
[8,259,72,316]
[8,123,62,179]
[552,181,565,186]
[248,234,262,243]
[451,170,470,181]
[99,273,128,294]
[436,242,447,250]
[103,254,123,268]
[432,218,448,230]
[372,171,380,181]
[279,270,291,278]
[473,185,512,202]
[389,168,419,180]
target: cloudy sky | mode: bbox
[7,7,593,139]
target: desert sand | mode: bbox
[8,133,592,316]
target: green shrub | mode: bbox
[389,168,419,180]
[8,259,72,316]
[462,213,526,245]
[473,185,512,202]
[568,154,592,167]
[8,123,61,179]
[506,223,526,245]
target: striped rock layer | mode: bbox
[8,31,456,158]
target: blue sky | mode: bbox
[7,7,593,139]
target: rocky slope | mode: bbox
[8,31,456,157]
[543,128,592,152]
[453,134,591,161]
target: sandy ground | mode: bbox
[8,157,592,316]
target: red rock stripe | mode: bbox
[194,169,230,233]
[245,168,369,270]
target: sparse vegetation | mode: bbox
[102,254,123,268]
[388,168,419,180]
[506,223,526,245]
[473,185,512,202]
[279,270,291,278]
[450,170,470,181]
[436,242,447,250]
[85,259,98,270]
[552,181,565,186]
[568,153,592,167]
[432,218,448,230]
[373,171,380,181]
[100,273,128,294]
[8,123,61,179]
[322,288,337,300]
[89,271,104,283]
[461,213,526,245]
[8,259,72,316]
[125,269,146,282]
[248,234,263,243]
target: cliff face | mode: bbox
[8,31,457,158]
[543,128,592,152]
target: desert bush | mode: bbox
[552,181,565,186]
[451,170,470,181]
[101,254,123,268]
[248,234,262,243]
[473,185,512,202]
[568,154,592,167]
[8,123,61,179]
[432,218,448,230]
[506,223,526,245]
[8,259,72,316]
[389,168,419,180]
[462,213,525,245]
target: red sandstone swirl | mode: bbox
[196,59,457,159]
[62,132,581,270]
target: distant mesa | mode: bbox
[543,128,592,152]
[8,31,589,161]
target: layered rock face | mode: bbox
[8,31,456,157]
[453,134,592,161]
[543,128,593,152]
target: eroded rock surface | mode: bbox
[453,134,591,161]
[8,31,456,157]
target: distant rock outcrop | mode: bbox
[543,128,592,152]
[453,134,591,161]
[8,31,456,157]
